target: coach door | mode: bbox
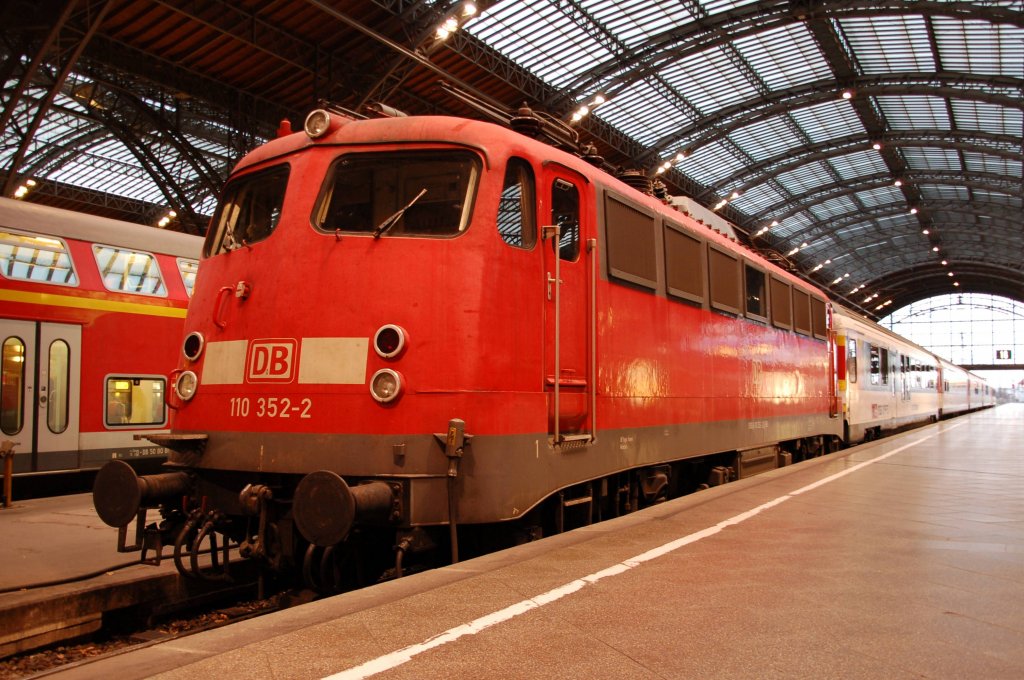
[542,166,593,446]
[0,319,80,472]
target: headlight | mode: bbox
[175,371,198,401]
[304,109,332,138]
[183,331,204,361]
[373,324,406,359]
[369,369,402,403]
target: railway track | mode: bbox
[0,555,294,678]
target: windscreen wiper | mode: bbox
[373,188,427,239]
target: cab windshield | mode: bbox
[313,150,479,237]
[205,165,289,257]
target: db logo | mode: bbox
[246,339,297,383]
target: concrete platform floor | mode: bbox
[42,403,1024,679]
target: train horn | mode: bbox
[292,471,394,547]
[92,459,191,527]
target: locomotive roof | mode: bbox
[0,197,203,259]
[233,114,830,304]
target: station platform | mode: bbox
[31,403,1024,678]
[0,493,145,593]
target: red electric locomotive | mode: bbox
[93,110,843,586]
[0,197,201,489]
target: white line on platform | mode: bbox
[325,422,964,680]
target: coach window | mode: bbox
[847,339,858,383]
[105,377,166,427]
[552,179,580,261]
[1,337,25,435]
[47,340,70,434]
[314,151,479,238]
[207,164,289,256]
[93,245,167,296]
[497,158,536,248]
[0,231,78,286]
[869,345,881,385]
[177,258,199,297]
[744,265,767,321]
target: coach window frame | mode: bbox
[176,257,199,297]
[0,229,79,287]
[869,344,881,385]
[92,244,168,297]
[1,335,26,435]
[46,339,70,434]
[847,337,858,383]
[104,375,168,428]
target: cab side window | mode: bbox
[552,178,579,261]
[497,158,536,249]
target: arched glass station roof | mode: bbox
[2,0,1021,318]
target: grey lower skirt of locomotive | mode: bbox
[91,421,835,590]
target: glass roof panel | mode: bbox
[963,152,1022,178]
[829,150,889,180]
[467,0,612,88]
[851,185,904,209]
[577,0,696,49]
[732,22,831,90]
[594,80,688,145]
[933,17,1024,77]
[728,183,787,216]
[788,101,866,143]
[660,46,759,113]
[876,95,951,129]
[837,16,934,74]
[726,118,804,163]
[918,185,970,201]
[702,0,762,14]
[47,139,165,203]
[770,211,813,239]
[950,100,1023,136]
[809,195,860,222]
[970,190,1021,208]
[774,160,838,197]
[902,147,963,172]
[679,141,749,187]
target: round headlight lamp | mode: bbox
[369,369,403,404]
[183,331,205,361]
[304,109,333,138]
[373,324,407,359]
[175,370,199,402]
